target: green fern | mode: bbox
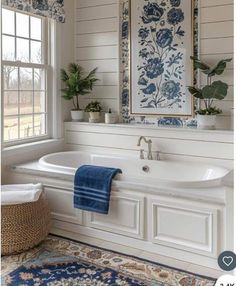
[61,63,99,110]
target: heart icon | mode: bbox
[222,256,234,267]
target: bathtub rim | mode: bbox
[38,151,232,189]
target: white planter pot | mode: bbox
[89,112,100,123]
[197,114,216,130]
[71,110,84,122]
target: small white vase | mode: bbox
[71,110,84,122]
[197,114,216,130]
[89,112,100,123]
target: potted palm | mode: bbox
[85,101,102,123]
[61,63,98,121]
[188,57,232,129]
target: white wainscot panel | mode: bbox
[44,187,83,225]
[87,191,145,239]
[149,198,219,257]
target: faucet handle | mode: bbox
[139,149,145,160]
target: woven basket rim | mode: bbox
[1,192,45,208]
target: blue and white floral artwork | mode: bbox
[130,0,193,117]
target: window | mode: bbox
[1,8,49,144]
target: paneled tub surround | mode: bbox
[6,123,234,270]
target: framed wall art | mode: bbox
[127,0,195,118]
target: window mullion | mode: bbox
[43,18,46,65]
[17,66,20,139]
[29,16,31,64]
[2,33,42,42]
[14,12,17,60]
[5,112,47,117]
[33,68,35,136]
[2,60,47,69]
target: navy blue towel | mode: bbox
[74,165,122,214]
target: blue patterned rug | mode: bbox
[2,235,216,286]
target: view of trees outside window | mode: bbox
[2,8,48,142]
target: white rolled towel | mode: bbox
[1,183,43,205]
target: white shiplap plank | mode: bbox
[200,69,234,85]
[76,4,118,21]
[76,18,117,34]
[68,144,233,168]
[82,86,118,99]
[200,38,233,55]
[77,59,118,73]
[65,123,234,143]
[95,72,119,86]
[200,54,234,69]
[76,46,118,60]
[201,21,233,39]
[76,32,118,47]
[213,100,234,116]
[66,131,233,160]
[76,0,117,9]
[225,86,234,101]
[201,5,234,23]
[216,116,232,130]
[200,0,233,8]
[79,98,119,112]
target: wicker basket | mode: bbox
[1,191,51,256]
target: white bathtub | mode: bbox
[10,150,234,269]
[39,151,230,188]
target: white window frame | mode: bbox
[1,7,53,148]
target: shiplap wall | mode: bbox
[75,0,120,115]
[65,122,234,168]
[200,0,234,130]
[75,0,234,129]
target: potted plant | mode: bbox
[85,101,102,123]
[61,63,98,121]
[188,57,232,129]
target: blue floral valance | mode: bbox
[2,0,65,23]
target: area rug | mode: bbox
[1,235,216,286]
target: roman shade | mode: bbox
[2,0,65,23]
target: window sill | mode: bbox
[2,138,64,158]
